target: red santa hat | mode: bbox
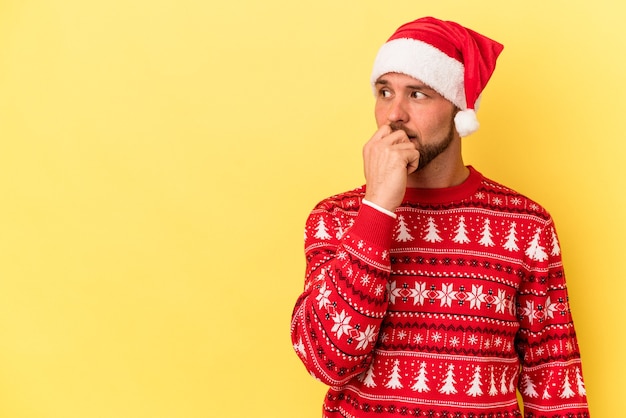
[371,17,504,137]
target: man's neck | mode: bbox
[406,158,469,189]
[406,138,469,189]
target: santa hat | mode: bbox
[371,17,504,137]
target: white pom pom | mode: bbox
[454,109,479,137]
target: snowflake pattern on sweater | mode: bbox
[291,167,589,418]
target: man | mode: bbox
[291,17,589,417]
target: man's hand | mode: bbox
[362,125,420,213]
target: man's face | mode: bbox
[374,72,458,170]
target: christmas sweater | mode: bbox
[291,167,589,418]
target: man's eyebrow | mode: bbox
[374,78,434,91]
[407,83,434,91]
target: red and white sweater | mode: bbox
[291,167,589,418]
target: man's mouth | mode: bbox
[406,133,419,143]
[390,124,419,142]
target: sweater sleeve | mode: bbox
[290,201,395,386]
[516,218,590,417]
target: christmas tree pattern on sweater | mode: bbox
[291,167,589,417]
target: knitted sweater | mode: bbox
[291,167,589,418]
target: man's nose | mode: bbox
[387,98,409,124]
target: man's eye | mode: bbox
[411,91,426,99]
[379,89,392,98]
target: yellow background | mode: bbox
[0,1,622,417]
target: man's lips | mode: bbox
[405,133,419,143]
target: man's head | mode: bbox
[374,72,457,172]
[371,17,503,137]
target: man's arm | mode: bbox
[290,125,418,385]
[290,201,395,385]
[516,219,589,416]
[291,125,419,386]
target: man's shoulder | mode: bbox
[477,172,551,219]
[312,185,366,213]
